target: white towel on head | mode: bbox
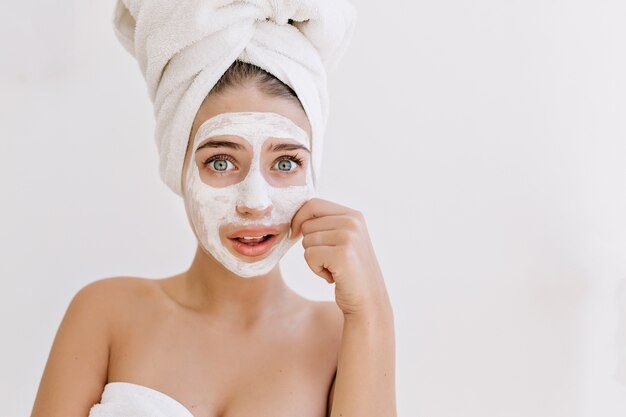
[112,0,356,196]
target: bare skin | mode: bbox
[30,83,396,417]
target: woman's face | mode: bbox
[181,83,314,277]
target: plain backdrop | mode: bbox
[2,1,626,416]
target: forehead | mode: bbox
[193,112,309,149]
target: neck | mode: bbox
[179,244,295,325]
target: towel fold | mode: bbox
[112,0,356,196]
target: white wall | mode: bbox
[2,1,626,416]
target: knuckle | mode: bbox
[301,219,313,235]
[302,235,312,248]
[345,216,361,230]
[336,245,349,258]
[338,230,352,244]
[347,229,360,244]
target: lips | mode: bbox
[226,227,282,257]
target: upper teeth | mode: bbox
[241,236,264,240]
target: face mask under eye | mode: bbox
[204,155,238,174]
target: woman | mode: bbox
[31,2,396,417]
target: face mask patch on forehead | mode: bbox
[183,111,316,278]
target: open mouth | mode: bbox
[233,234,275,246]
[227,232,281,258]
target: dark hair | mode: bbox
[207,60,303,109]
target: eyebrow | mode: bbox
[195,139,245,152]
[267,143,310,153]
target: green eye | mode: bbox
[206,157,235,172]
[213,160,228,171]
[276,160,294,171]
[272,156,303,173]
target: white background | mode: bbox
[2,1,626,416]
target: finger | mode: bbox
[291,198,353,237]
[318,268,334,284]
[301,229,349,249]
[303,246,337,283]
[301,215,362,236]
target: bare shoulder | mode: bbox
[78,276,162,309]
[29,276,159,417]
[70,277,156,323]
[79,275,159,296]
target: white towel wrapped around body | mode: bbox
[112,0,356,196]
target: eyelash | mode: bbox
[203,154,237,175]
[202,154,304,173]
[275,154,304,168]
[203,154,236,165]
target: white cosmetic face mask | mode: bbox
[183,111,316,278]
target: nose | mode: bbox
[236,203,272,219]
[236,170,272,219]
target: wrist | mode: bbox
[342,295,394,324]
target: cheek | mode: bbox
[184,162,238,225]
[268,182,317,224]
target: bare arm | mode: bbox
[328,298,396,417]
[30,279,114,417]
[292,199,398,417]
